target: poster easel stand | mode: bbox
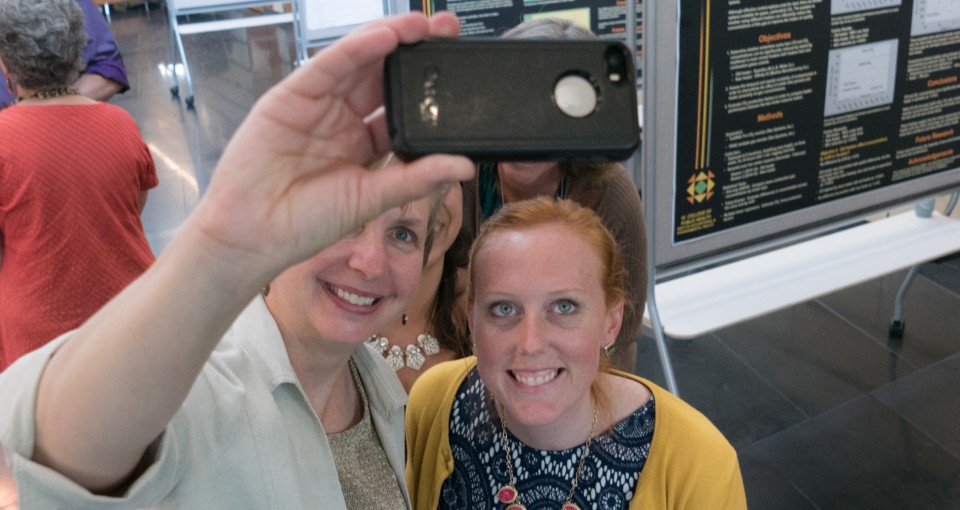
[889,192,959,337]
[641,198,960,396]
[166,0,300,108]
[639,0,960,396]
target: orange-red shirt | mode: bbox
[0,102,157,370]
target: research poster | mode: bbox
[674,0,960,242]
[411,0,642,75]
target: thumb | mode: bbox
[366,154,474,212]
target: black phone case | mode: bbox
[384,39,639,162]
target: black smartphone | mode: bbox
[383,38,639,162]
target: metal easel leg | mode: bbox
[166,6,194,107]
[291,0,307,66]
[889,265,917,338]
[167,6,180,98]
[648,295,680,395]
[945,192,958,217]
[888,194,957,338]
[175,26,195,108]
[642,191,679,395]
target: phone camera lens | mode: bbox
[605,46,628,84]
[554,73,598,118]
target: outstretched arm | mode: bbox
[32,12,472,493]
[76,0,128,101]
[74,72,124,102]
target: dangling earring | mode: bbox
[402,312,409,326]
[262,284,270,297]
[603,343,616,357]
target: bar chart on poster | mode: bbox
[823,39,898,116]
[910,0,960,35]
[832,0,903,15]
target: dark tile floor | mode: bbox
[637,260,960,509]
[4,4,959,509]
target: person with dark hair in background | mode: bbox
[0,0,128,108]
[0,0,156,371]
[463,17,647,374]
[407,198,745,510]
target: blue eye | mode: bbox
[552,299,577,314]
[491,302,516,317]
[393,227,415,243]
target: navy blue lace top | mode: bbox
[439,368,655,509]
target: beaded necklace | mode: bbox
[15,86,79,103]
[367,331,440,371]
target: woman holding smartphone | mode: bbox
[0,11,472,509]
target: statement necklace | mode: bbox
[496,402,598,510]
[368,331,440,371]
[15,86,79,103]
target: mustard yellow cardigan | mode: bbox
[406,357,747,510]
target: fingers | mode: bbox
[425,11,461,39]
[288,13,436,99]
[366,154,475,215]
[282,13,461,128]
[364,109,392,156]
[286,154,474,257]
[360,13,459,156]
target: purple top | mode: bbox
[0,0,129,107]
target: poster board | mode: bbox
[411,0,642,82]
[169,0,248,10]
[297,0,408,49]
[647,0,960,276]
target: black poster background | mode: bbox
[410,0,642,74]
[673,0,960,243]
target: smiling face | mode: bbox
[469,221,623,447]
[266,197,433,346]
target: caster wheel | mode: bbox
[889,320,905,338]
[185,96,195,109]
[170,85,179,97]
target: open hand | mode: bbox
[192,12,474,280]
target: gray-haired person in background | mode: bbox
[0,0,156,371]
